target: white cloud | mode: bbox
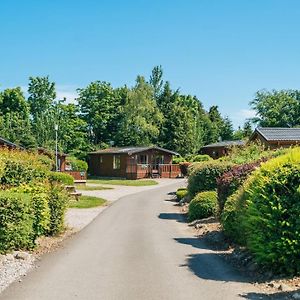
[239,109,256,119]
[55,85,78,103]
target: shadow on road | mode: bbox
[240,290,299,299]
[158,212,187,223]
[174,236,229,251]
[183,252,253,283]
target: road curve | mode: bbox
[1,182,261,300]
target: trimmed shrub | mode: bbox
[48,171,74,185]
[188,191,218,222]
[176,188,188,201]
[0,191,34,253]
[222,148,300,274]
[66,156,88,171]
[190,154,212,162]
[188,161,233,198]
[47,184,69,235]
[221,186,248,245]
[0,149,49,187]
[243,148,300,274]
[217,159,267,212]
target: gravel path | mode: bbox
[0,252,35,294]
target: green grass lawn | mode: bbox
[87,178,158,186]
[75,185,113,191]
[69,195,107,209]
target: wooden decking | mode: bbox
[126,164,181,179]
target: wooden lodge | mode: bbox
[249,127,300,149]
[200,140,245,159]
[88,146,181,179]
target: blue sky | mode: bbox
[1,0,300,128]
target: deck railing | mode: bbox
[126,164,180,178]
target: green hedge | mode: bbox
[188,191,218,222]
[222,148,300,274]
[187,161,233,198]
[48,171,74,185]
[190,154,212,162]
[47,184,69,235]
[0,192,34,253]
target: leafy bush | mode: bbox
[176,188,188,201]
[243,148,300,274]
[66,156,88,171]
[0,191,34,253]
[0,149,49,187]
[47,184,69,235]
[217,159,267,212]
[221,186,248,245]
[190,154,212,162]
[187,161,233,198]
[188,191,218,222]
[48,171,74,185]
[222,148,300,274]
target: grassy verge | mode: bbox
[75,185,113,191]
[69,195,107,209]
[87,178,158,186]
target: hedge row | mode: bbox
[0,183,69,253]
[221,148,300,274]
[0,149,72,253]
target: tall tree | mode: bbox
[149,65,164,101]
[0,87,35,147]
[115,76,163,146]
[28,76,56,120]
[250,90,300,127]
[77,81,125,144]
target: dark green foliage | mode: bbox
[176,188,188,201]
[188,191,218,222]
[179,162,191,176]
[187,161,233,198]
[0,192,34,253]
[48,171,74,185]
[47,184,69,235]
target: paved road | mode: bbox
[1,181,262,300]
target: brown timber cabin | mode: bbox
[88,146,181,179]
[249,127,300,149]
[200,140,245,159]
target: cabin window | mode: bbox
[156,155,164,164]
[99,156,103,163]
[113,155,121,169]
[138,154,148,165]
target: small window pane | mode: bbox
[113,155,121,169]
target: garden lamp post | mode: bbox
[54,124,59,171]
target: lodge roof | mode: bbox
[201,140,245,149]
[252,127,300,142]
[89,146,179,156]
[0,137,24,149]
